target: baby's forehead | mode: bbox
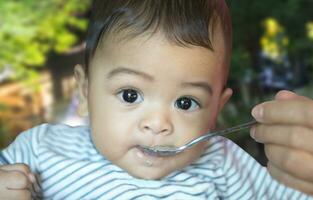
[93,32,226,80]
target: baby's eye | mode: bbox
[175,97,200,111]
[117,89,143,104]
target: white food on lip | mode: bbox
[136,147,154,167]
[144,159,153,167]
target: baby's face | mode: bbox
[80,28,231,179]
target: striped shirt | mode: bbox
[0,123,311,200]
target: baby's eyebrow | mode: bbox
[181,81,213,95]
[107,67,154,81]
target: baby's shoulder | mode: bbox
[26,123,96,159]
[44,123,90,138]
[24,123,89,139]
[21,123,92,150]
[196,136,231,163]
[201,136,244,159]
[188,136,242,173]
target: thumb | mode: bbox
[0,164,35,190]
[0,169,29,190]
[275,90,310,101]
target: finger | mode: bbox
[0,163,31,176]
[275,90,311,101]
[268,162,313,195]
[264,144,313,183]
[251,99,313,128]
[0,169,31,190]
[251,124,313,153]
[0,163,35,184]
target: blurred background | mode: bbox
[0,0,313,165]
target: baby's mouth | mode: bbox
[135,145,165,167]
[136,145,156,157]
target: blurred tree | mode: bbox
[228,0,313,81]
[260,18,289,62]
[0,0,91,82]
[221,0,313,128]
[307,22,313,40]
[221,1,313,162]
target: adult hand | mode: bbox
[250,90,313,195]
[0,163,35,200]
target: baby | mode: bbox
[0,0,312,199]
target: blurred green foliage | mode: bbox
[0,0,91,81]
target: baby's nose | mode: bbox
[139,112,173,135]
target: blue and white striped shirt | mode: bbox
[0,123,311,199]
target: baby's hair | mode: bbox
[85,0,232,77]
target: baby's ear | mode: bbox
[218,87,232,112]
[74,64,89,117]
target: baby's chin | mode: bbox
[114,147,178,180]
[114,146,202,180]
[126,165,173,180]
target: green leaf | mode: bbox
[0,0,91,82]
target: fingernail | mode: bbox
[252,105,264,121]
[250,126,256,139]
[28,173,36,183]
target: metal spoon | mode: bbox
[138,120,257,157]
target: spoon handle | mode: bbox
[184,120,257,148]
